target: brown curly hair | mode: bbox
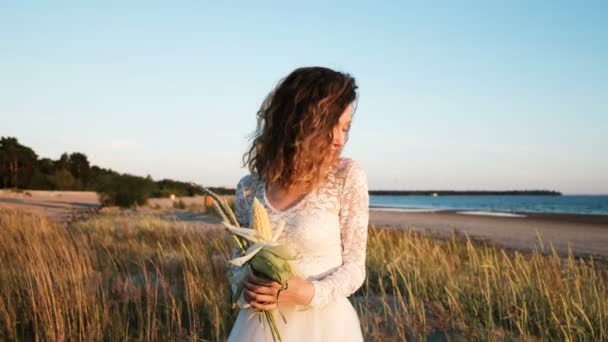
[242,66,358,192]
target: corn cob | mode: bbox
[251,197,272,242]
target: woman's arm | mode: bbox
[308,160,369,307]
[231,175,252,308]
[234,175,252,227]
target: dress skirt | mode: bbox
[227,296,363,342]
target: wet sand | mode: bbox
[370,207,608,258]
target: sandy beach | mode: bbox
[370,206,608,259]
[0,189,99,220]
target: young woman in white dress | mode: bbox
[227,66,369,342]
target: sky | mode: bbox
[1,1,607,194]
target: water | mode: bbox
[369,195,608,215]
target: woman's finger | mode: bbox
[243,280,267,293]
[248,273,281,288]
[243,289,253,302]
[244,289,277,304]
[247,272,273,285]
[244,280,278,296]
[250,300,277,311]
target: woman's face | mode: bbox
[330,103,353,156]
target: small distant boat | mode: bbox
[432,193,438,197]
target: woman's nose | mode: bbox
[333,131,345,146]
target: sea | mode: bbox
[369,195,608,216]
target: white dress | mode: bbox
[227,157,369,342]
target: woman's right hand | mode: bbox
[243,272,282,310]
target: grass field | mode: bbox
[1,208,606,341]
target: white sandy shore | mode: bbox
[455,211,527,218]
[369,208,608,258]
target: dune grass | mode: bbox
[0,208,606,341]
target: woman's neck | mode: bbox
[264,180,310,211]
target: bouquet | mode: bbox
[202,188,299,342]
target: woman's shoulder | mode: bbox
[331,157,367,207]
[236,173,262,201]
[236,173,254,189]
[334,157,366,180]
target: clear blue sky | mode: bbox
[2,1,607,194]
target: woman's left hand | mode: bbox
[243,272,314,310]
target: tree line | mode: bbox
[0,137,231,207]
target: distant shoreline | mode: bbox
[369,190,562,196]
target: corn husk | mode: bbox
[200,186,298,342]
[250,248,293,285]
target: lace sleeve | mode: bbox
[308,160,369,307]
[232,175,253,308]
[234,175,253,227]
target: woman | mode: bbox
[228,66,369,341]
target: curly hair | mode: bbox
[242,66,358,193]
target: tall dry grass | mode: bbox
[1,208,606,341]
[360,228,608,341]
[0,209,233,341]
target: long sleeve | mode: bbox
[234,175,252,227]
[308,160,369,307]
[232,175,253,308]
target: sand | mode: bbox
[370,207,608,259]
[0,189,100,220]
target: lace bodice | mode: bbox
[233,157,369,308]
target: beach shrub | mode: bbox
[173,199,186,209]
[96,174,156,207]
